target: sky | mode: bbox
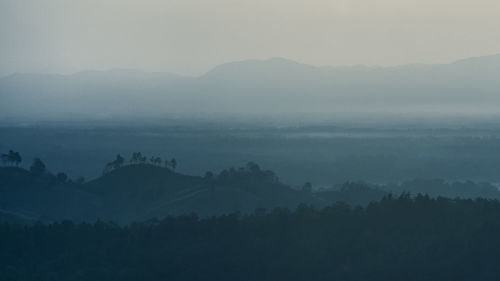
[1,0,500,77]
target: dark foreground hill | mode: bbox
[2,195,500,281]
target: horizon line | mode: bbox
[1,52,499,79]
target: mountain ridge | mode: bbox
[2,54,500,118]
[4,53,500,80]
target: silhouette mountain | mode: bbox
[2,54,500,119]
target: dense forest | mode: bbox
[2,195,500,281]
[3,149,500,280]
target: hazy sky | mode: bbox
[1,0,500,76]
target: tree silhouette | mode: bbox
[302,182,313,193]
[246,162,261,173]
[103,154,125,174]
[130,152,144,164]
[154,157,162,166]
[76,176,85,184]
[204,171,214,180]
[5,196,500,281]
[1,150,22,166]
[113,154,125,169]
[171,158,177,171]
[12,151,21,166]
[57,172,68,183]
[149,156,162,166]
[30,158,46,174]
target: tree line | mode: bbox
[1,194,500,281]
[1,150,84,184]
[1,150,21,166]
[103,152,177,174]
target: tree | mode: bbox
[56,172,68,183]
[247,162,261,173]
[30,158,46,174]
[1,150,21,166]
[103,154,125,174]
[217,169,229,181]
[149,156,162,166]
[76,176,85,184]
[130,152,143,164]
[12,152,21,166]
[302,182,313,193]
[112,154,125,169]
[154,157,162,166]
[204,171,214,180]
[170,158,177,171]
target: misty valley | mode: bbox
[4,119,500,185]
[3,119,500,280]
[4,124,500,223]
[3,3,500,277]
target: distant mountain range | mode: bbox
[1,54,500,119]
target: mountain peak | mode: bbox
[451,53,500,65]
[203,57,316,78]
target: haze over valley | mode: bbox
[2,54,500,120]
[2,0,500,280]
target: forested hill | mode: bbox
[82,163,319,222]
[2,153,500,224]
[2,195,500,281]
[0,160,320,223]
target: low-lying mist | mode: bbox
[1,54,500,121]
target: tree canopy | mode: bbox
[1,195,500,281]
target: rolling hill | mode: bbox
[2,161,500,224]
[0,164,320,223]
